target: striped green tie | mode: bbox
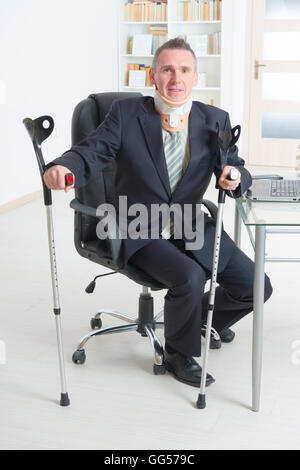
[162,131,183,238]
[164,131,183,193]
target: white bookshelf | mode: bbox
[122,54,154,57]
[121,21,168,24]
[118,0,232,108]
[123,86,220,90]
[171,20,221,24]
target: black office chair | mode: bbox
[69,92,219,375]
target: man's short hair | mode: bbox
[152,37,197,72]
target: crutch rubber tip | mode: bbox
[196,394,206,409]
[60,393,70,407]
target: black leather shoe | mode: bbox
[219,328,235,343]
[164,351,215,388]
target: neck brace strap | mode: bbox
[154,90,192,132]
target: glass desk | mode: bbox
[235,197,300,412]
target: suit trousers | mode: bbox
[130,236,273,357]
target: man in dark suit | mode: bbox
[44,38,272,387]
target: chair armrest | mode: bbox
[202,199,218,221]
[70,199,99,218]
[70,198,123,268]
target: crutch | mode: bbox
[23,115,73,407]
[197,122,241,410]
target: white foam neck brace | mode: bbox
[154,90,192,129]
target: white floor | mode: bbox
[1,171,300,450]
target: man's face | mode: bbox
[149,49,198,102]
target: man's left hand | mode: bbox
[218,166,241,191]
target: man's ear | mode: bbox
[149,68,156,87]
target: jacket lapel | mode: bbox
[138,100,171,198]
[138,99,214,200]
[171,103,210,197]
[188,102,209,166]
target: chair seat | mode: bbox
[83,240,165,291]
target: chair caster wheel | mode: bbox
[153,363,166,375]
[72,349,86,365]
[90,317,102,330]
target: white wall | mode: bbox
[0,0,249,206]
[0,0,119,205]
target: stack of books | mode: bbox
[150,26,168,53]
[124,1,168,22]
[186,32,221,55]
[208,31,221,55]
[127,28,168,55]
[179,0,222,21]
[127,64,153,87]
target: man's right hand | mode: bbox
[43,165,75,193]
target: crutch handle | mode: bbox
[229,168,239,181]
[23,116,55,206]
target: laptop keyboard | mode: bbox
[271,180,300,197]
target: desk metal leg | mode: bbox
[234,202,242,248]
[252,225,266,412]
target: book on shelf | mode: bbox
[208,31,221,54]
[127,37,133,54]
[179,0,222,21]
[140,66,152,86]
[151,28,168,53]
[186,33,221,55]
[132,34,153,55]
[124,1,168,22]
[129,69,147,87]
[127,28,167,55]
[126,63,152,86]
[186,34,208,56]
[149,25,168,31]
[127,63,139,85]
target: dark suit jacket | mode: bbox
[51,96,252,271]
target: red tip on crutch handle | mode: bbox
[65,173,74,187]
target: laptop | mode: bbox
[246,179,300,202]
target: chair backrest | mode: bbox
[71,92,142,244]
[69,92,218,290]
